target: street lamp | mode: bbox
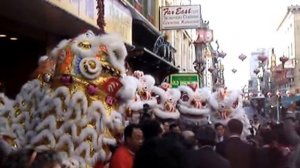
[279,55,289,69]
[194,20,213,87]
[276,90,282,124]
[257,55,268,63]
[279,55,290,94]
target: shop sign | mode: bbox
[170,73,200,88]
[104,0,132,44]
[160,5,201,30]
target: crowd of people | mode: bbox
[0,109,300,168]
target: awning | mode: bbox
[124,2,160,50]
[126,47,179,83]
[126,6,160,37]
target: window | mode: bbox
[291,43,293,57]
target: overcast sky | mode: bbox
[191,0,296,90]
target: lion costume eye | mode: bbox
[181,93,189,102]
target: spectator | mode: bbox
[214,123,225,143]
[140,119,162,143]
[133,132,187,168]
[255,128,283,168]
[170,123,181,133]
[109,124,143,168]
[186,125,231,168]
[216,119,256,168]
[162,121,170,133]
[182,130,197,150]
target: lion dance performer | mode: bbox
[0,31,135,167]
[208,87,251,139]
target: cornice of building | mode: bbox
[277,5,300,31]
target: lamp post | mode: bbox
[210,40,226,90]
[279,55,290,93]
[194,20,213,87]
[279,55,289,69]
[276,90,282,124]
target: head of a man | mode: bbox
[170,123,181,133]
[214,123,225,138]
[124,124,143,153]
[162,121,170,133]
[195,125,216,147]
[227,118,243,136]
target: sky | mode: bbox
[191,0,297,90]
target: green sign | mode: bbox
[170,73,200,88]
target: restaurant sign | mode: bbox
[170,73,200,88]
[159,5,201,30]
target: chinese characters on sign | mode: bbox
[159,5,201,30]
[170,73,200,88]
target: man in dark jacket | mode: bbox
[186,125,231,168]
[216,119,256,168]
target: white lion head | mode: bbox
[178,84,211,126]
[152,83,181,120]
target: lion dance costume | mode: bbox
[0,31,134,167]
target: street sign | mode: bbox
[170,73,200,88]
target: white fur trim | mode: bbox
[96,33,127,74]
[151,86,168,101]
[31,129,56,148]
[167,88,181,102]
[102,137,117,146]
[55,134,75,155]
[178,105,210,115]
[178,85,194,100]
[180,115,208,125]
[117,76,139,101]
[154,108,180,119]
[35,115,57,132]
[65,91,88,121]
[38,55,48,64]
[50,39,70,59]
[140,75,155,89]
[74,142,92,164]
[78,127,98,147]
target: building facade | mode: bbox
[276,5,300,93]
[158,0,197,73]
[248,48,272,95]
